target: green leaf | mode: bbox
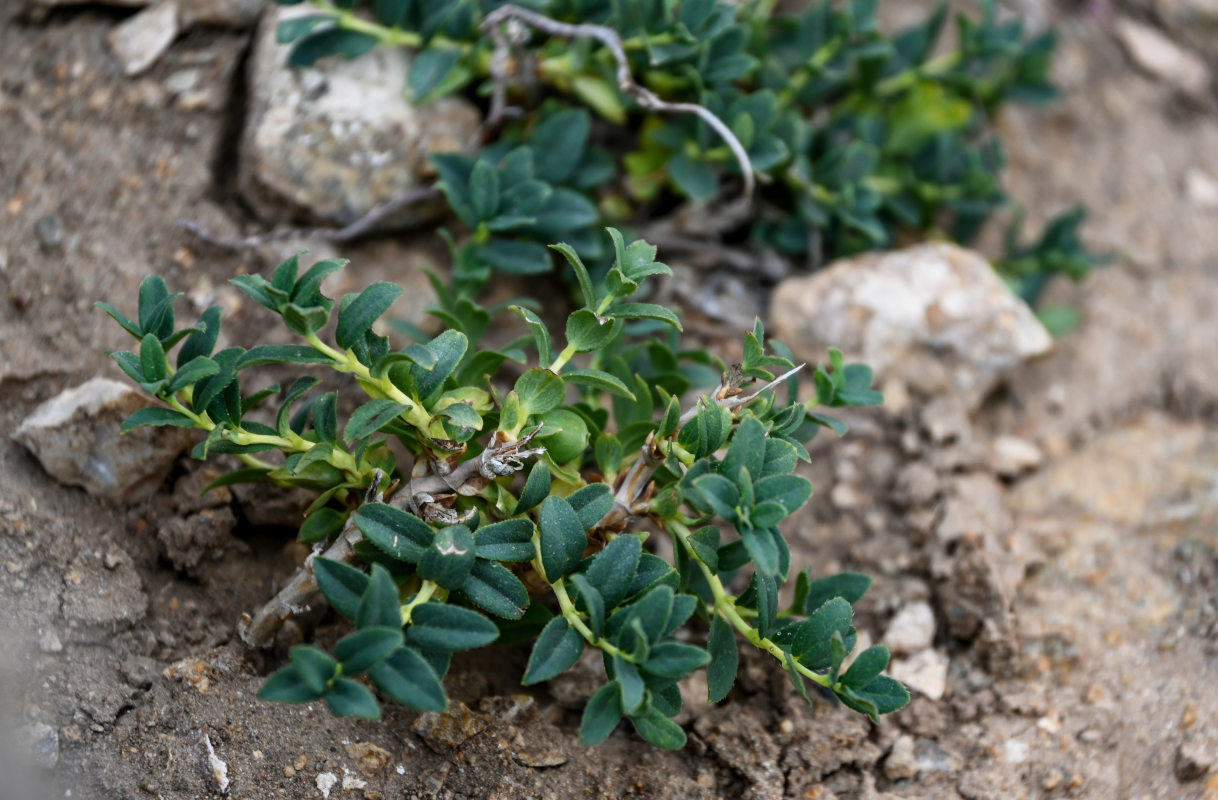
[706,615,738,703]
[355,504,435,563]
[336,282,402,350]
[311,391,339,443]
[607,303,682,331]
[538,408,589,463]
[561,368,635,400]
[531,109,590,184]
[258,665,323,704]
[723,416,765,483]
[236,345,331,370]
[314,557,369,621]
[299,507,347,544]
[511,305,552,364]
[669,153,718,201]
[754,474,812,514]
[290,645,338,694]
[409,47,461,101]
[793,597,854,669]
[165,356,220,395]
[121,407,196,432]
[325,677,380,719]
[515,368,565,416]
[472,518,535,562]
[469,159,500,221]
[523,616,585,685]
[687,526,720,573]
[357,563,402,629]
[96,301,143,340]
[461,559,528,619]
[630,707,686,750]
[569,573,605,638]
[477,239,552,275]
[586,535,641,611]
[567,483,613,532]
[840,645,890,691]
[417,525,476,590]
[613,655,646,714]
[406,603,497,651]
[849,675,910,716]
[289,28,379,67]
[276,13,336,44]
[595,434,624,477]
[579,681,623,745]
[538,496,587,581]
[344,399,409,443]
[800,573,872,615]
[368,646,447,711]
[550,243,597,309]
[335,627,405,674]
[137,275,174,339]
[515,462,551,513]
[565,309,618,352]
[139,333,168,383]
[177,306,222,366]
[643,642,709,679]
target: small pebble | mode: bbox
[34,214,63,249]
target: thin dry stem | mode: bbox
[481,4,756,202]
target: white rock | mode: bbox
[239,5,481,229]
[882,601,936,655]
[201,733,230,794]
[890,649,949,701]
[991,435,1044,478]
[107,1,180,77]
[883,735,918,781]
[316,772,338,799]
[1185,169,1218,209]
[770,243,1052,411]
[1115,18,1211,97]
[14,377,195,502]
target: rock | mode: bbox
[882,601,936,655]
[19,723,58,770]
[39,628,63,654]
[34,214,63,249]
[892,463,940,508]
[61,551,147,629]
[935,474,1013,544]
[770,243,1052,411]
[883,735,918,781]
[1185,169,1218,209]
[239,5,480,229]
[890,649,949,701]
[156,507,239,577]
[200,733,229,794]
[345,742,391,777]
[990,435,1043,478]
[14,378,196,503]
[107,1,180,77]
[34,0,260,26]
[1177,736,1214,781]
[1115,17,1210,97]
[412,701,490,752]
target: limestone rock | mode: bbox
[882,601,936,655]
[1115,17,1210,97]
[890,649,949,701]
[990,435,1044,479]
[239,5,480,228]
[14,377,195,503]
[107,1,180,77]
[770,243,1051,411]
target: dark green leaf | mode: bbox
[840,645,890,691]
[793,597,854,669]
[565,309,618,352]
[417,525,476,590]
[567,483,613,532]
[669,153,718,201]
[258,665,323,703]
[314,557,369,621]
[515,461,551,513]
[538,495,588,581]
[643,641,709,679]
[121,407,196,432]
[630,707,686,749]
[550,242,597,309]
[477,239,551,275]
[523,617,585,684]
[368,646,447,711]
[579,681,623,745]
[236,345,332,370]
[473,518,535,562]
[706,615,738,703]
[344,399,409,443]
[277,13,336,44]
[355,504,435,563]
[461,559,528,619]
[336,282,402,350]
[801,573,872,615]
[409,47,461,101]
[607,303,682,331]
[515,368,565,416]
[289,28,379,67]
[562,368,635,400]
[569,573,605,639]
[586,535,642,611]
[290,645,338,694]
[299,507,347,544]
[357,563,402,630]
[178,306,222,366]
[335,627,405,674]
[406,603,497,651]
[324,677,380,719]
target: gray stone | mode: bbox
[990,435,1043,479]
[883,735,917,781]
[770,243,1052,411]
[14,377,196,502]
[890,649,949,701]
[882,601,936,655]
[239,5,481,228]
[107,1,180,77]
[34,214,63,249]
[1115,17,1210,97]
[19,723,58,770]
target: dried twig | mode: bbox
[480,4,757,202]
[177,186,441,251]
[238,470,386,648]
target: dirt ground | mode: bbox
[2,2,1218,799]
